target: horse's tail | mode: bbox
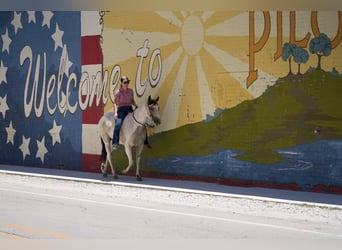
[100,138,107,163]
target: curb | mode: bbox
[1,169,342,210]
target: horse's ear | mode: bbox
[156,96,159,102]
[148,95,152,103]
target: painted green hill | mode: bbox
[144,70,342,165]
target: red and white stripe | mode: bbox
[81,11,104,172]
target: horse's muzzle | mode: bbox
[153,117,161,125]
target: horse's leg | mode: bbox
[101,162,107,177]
[122,145,133,174]
[104,141,118,179]
[101,161,108,178]
[135,144,144,181]
[100,137,109,178]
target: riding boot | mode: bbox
[144,137,152,149]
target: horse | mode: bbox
[97,95,161,181]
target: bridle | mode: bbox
[132,105,158,128]
[132,111,147,127]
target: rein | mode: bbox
[132,111,147,127]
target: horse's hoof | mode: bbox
[136,175,142,181]
[100,164,106,174]
[113,175,119,179]
[103,173,107,178]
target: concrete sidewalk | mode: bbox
[1,164,341,208]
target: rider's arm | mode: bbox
[113,93,119,119]
[113,102,118,119]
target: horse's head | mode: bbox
[146,95,161,127]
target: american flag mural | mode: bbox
[0,11,103,171]
[80,11,103,172]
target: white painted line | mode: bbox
[1,187,341,239]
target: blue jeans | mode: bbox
[112,106,133,145]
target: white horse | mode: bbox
[97,95,161,181]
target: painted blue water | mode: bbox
[146,139,342,189]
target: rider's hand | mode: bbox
[114,113,118,120]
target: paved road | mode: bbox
[1,171,341,240]
[1,164,342,206]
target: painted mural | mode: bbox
[1,11,342,193]
[102,11,342,193]
[0,11,104,171]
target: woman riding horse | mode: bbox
[112,75,151,150]
[98,95,161,180]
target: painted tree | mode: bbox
[293,46,309,75]
[282,43,297,75]
[309,33,332,71]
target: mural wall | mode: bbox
[0,11,103,172]
[102,11,342,193]
[1,11,342,193]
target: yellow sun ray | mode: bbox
[195,55,216,119]
[177,56,201,125]
[204,11,245,29]
[157,53,188,132]
[104,11,181,33]
[144,45,184,115]
[102,27,179,67]
[199,47,253,109]
[155,11,184,28]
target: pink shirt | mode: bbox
[115,87,134,107]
